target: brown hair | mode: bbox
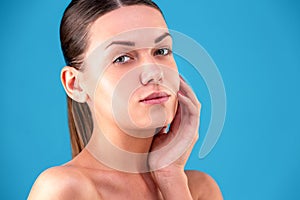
[60,0,163,158]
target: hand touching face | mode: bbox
[80,6,180,136]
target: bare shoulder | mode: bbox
[28,166,101,200]
[185,170,223,200]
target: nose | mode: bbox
[140,64,164,85]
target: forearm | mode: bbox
[153,171,193,200]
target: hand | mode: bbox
[148,76,201,179]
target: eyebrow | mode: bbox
[154,32,172,43]
[105,41,135,49]
[105,32,172,49]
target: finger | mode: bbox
[177,92,199,116]
[179,79,201,110]
[179,74,186,82]
[169,102,181,133]
[179,79,200,108]
[159,126,167,134]
[166,83,200,147]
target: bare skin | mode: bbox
[28,5,223,200]
[28,149,222,200]
[28,78,222,199]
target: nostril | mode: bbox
[139,66,164,85]
[140,73,151,85]
[142,78,154,85]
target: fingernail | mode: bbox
[177,91,185,96]
[179,75,186,82]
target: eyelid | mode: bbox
[111,46,172,65]
[112,53,134,64]
[153,47,172,56]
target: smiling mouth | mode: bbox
[140,92,171,105]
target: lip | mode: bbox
[140,92,171,105]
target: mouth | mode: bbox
[139,92,171,105]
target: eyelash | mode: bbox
[113,55,132,64]
[113,48,172,64]
[154,48,172,56]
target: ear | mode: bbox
[60,66,88,103]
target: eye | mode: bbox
[113,55,131,64]
[154,48,171,56]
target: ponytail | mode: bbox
[60,0,163,157]
[67,96,93,158]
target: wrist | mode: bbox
[151,170,192,200]
[153,169,186,183]
[152,165,185,182]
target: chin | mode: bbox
[135,96,178,129]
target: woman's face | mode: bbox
[80,5,179,136]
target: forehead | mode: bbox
[87,5,168,55]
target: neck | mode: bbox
[86,124,159,173]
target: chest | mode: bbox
[99,187,162,200]
[94,174,163,200]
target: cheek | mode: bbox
[108,68,147,129]
[92,61,179,129]
[93,82,111,124]
[168,95,178,123]
[93,71,120,123]
[163,64,180,94]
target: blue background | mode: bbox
[1,0,299,199]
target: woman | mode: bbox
[28,0,223,199]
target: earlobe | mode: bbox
[60,66,88,103]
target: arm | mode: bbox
[152,169,193,200]
[149,77,222,200]
[153,170,223,200]
[149,77,201,199]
